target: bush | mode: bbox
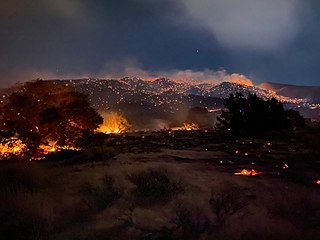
[0,191,54,240]
[173,205,211,240]
[0,160,41,194]
[128,168,183,203]
[44,146,117,164]
[209,186,248,227]
[271,197,320,229]
[84,146,117,162]
[80,174,120,211]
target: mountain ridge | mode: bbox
[2,78,319,123]
[259,81,320,103]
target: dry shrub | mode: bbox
[80,174,120,211]
[42,149,81,162]
[0,191,54,240]
[226,214,301,240]
[128,168,183,204]
[209,186,248,227]
[173,205,211,240]
[0,160,43,194]
[0,161,58,239]
[84,146,117,162]
[271,196,320,229]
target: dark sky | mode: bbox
[1,0,320,87]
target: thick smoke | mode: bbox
[182,0,305,51]
[0,64,254,88]
[98,57,253,86]
[0,68,91,88]
[0,50,255,87]
[99,57,254,85]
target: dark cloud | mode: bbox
[0,0,319,87]
[182,0,305,51]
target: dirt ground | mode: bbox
[1,131,320,240]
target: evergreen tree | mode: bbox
[217,93,292,136]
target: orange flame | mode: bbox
[0,138,26,157]
[0,137,79,160]
[172,123,200,131]
[234,169,262,176]
[98,112,130,134]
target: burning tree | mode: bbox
[0,80,103,157]
[98,112,130,134]
[217,93,292,136]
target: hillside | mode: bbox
[1,78,319,126]
[49,78,320,123]
[259,82,320,103]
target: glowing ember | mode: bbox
[34,142,79,160]
[98,112,130,134]
[234,169,262,176]
[266,141,272,146]
[282,163,289,169]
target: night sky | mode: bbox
[1,0,320,87]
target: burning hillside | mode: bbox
[49,78,319,123]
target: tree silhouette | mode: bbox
[0,80,103,154]
[217,93,292,136]
[286,109,307,131]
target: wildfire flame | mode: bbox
[0,138,26,157]
[172,123,200,131]
[0,138,79,160]
[234,169,262,176]
[98,112,130,134]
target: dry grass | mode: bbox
[209,186,248,227]
[80,174,120,211]
[127,168,184,204]
[0,141,319,240]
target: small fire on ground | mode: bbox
[234,169,262,176]
[172,123,200,131]
[39,142,78,154]
[0,139,78,160]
